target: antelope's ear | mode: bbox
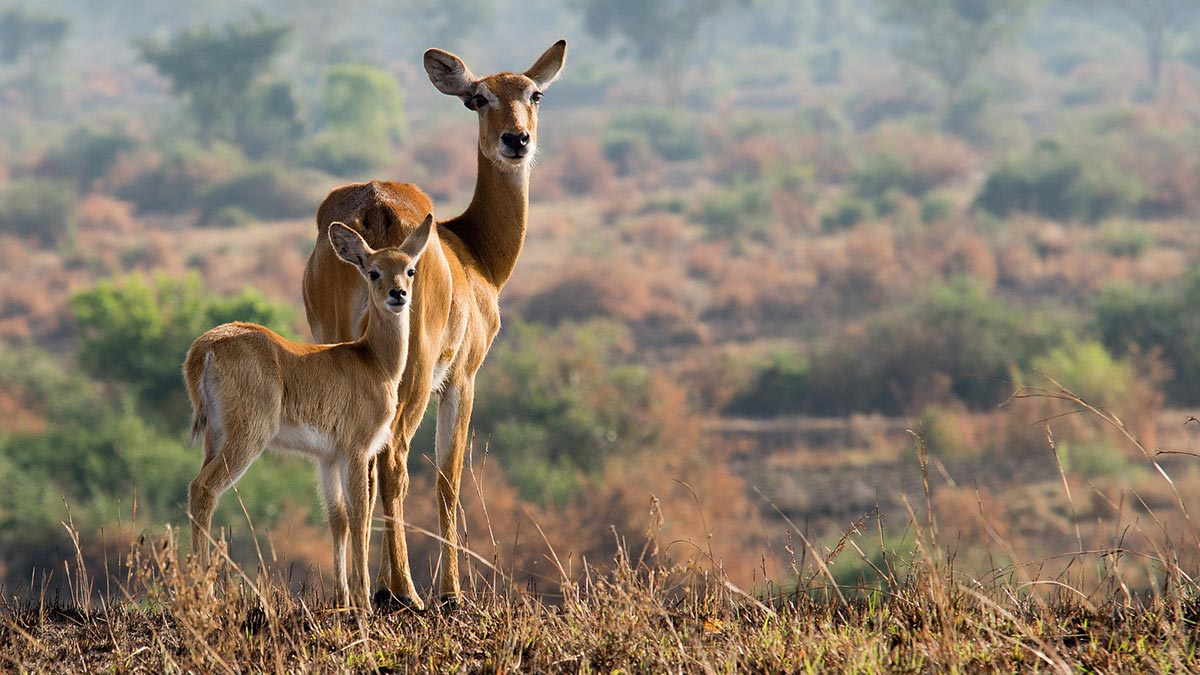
[524,39,566,88]
[400,214,436,264]
[329,222,374,273]
[425,48,479,99]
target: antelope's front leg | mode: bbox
[435,380,474,604]
[347,454,374,612]
[318,461,350,607]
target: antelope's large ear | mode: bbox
[400,214,436,264]
[329,222,375,273]
[425,48,478,99]
[524,39,566,88]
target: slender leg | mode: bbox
[375,371,435,609]
[319,460,350,607]
[435,380,474,603]
[347,454,373,611]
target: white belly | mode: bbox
[272,422,336,461]
[272,419,393,461]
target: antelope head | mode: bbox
[424,40,567,171]
[329,215,435,316]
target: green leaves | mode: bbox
[71,273,296,428]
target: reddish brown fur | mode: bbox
[301,40,566,607]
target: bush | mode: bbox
[1093,275,1200,406]
[0,344,315,578]
[604,107,700,162]
[299,131,390,175]
[975,140,1141,221]
[731,279,1064,417]
[197,161,314,225]
[1029,338,1138,411]
[321,63,405,146]
[1056,442,1127,479]
[0,177,79,245]
[851,125,974,201]
[71,273,297,427]
[37,126,137,189]
[821,196,873,231]
[473,320,681,504]
[694,184,773,239]
[920,194,955,223]
[724,351,811,418]
[111,141,243,215]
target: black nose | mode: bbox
[389,288,407,300]
[501,131,530,149]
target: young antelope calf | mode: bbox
[183,215,435,611]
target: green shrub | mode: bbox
[1093,275,1200,406]
[1028,338,1136,410]
[0,177,78,245]
[724,352,811,418]
[114,141,243,214]
[197,161,314,225]
[600,130,653,175]
[811,279,1061,415]
[299,130,391,176]
[71,273,297,427]
[605,107,700,162]
[920,194,955,223]
[975,140,1141,221]
[321,63,405,145]
[694,184,773,239]
[38,126,137,189]
[1097,223,1151,258]
[1057,442,1127,479]
[821,196,873,231]
[473,320,670,504]
[0,345,315,577]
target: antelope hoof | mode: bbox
[373,589,425,614]
[437,594,461,612]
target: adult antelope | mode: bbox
[302,40,566,608]
[187,217,435,612]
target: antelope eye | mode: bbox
[531,91,543,104]
[406,268,416,278]
[468,94,488,110]
[368,270,380,281]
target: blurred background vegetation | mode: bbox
[1,0,1200,595]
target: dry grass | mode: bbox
[3,384,1199,673]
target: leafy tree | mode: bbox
[0,6,68,64]
[472,320,674,504]
[0,345,315,581]
[974,139,1141,221]
[1093,273,1200,405]
[135,19,301,151]
[1094,0,1200,97]
[877,0,1038,110]
[729,279,1064,416]
[38,126,137,190]
[576,0,744,99]
[0,178,79,245]
[71,273,297,428]
[300,62,405,175]
[0,6,69,113]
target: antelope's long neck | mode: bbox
[444,151,529,289]
[360,302,410,382]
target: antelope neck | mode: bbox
[444,149,530,289]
